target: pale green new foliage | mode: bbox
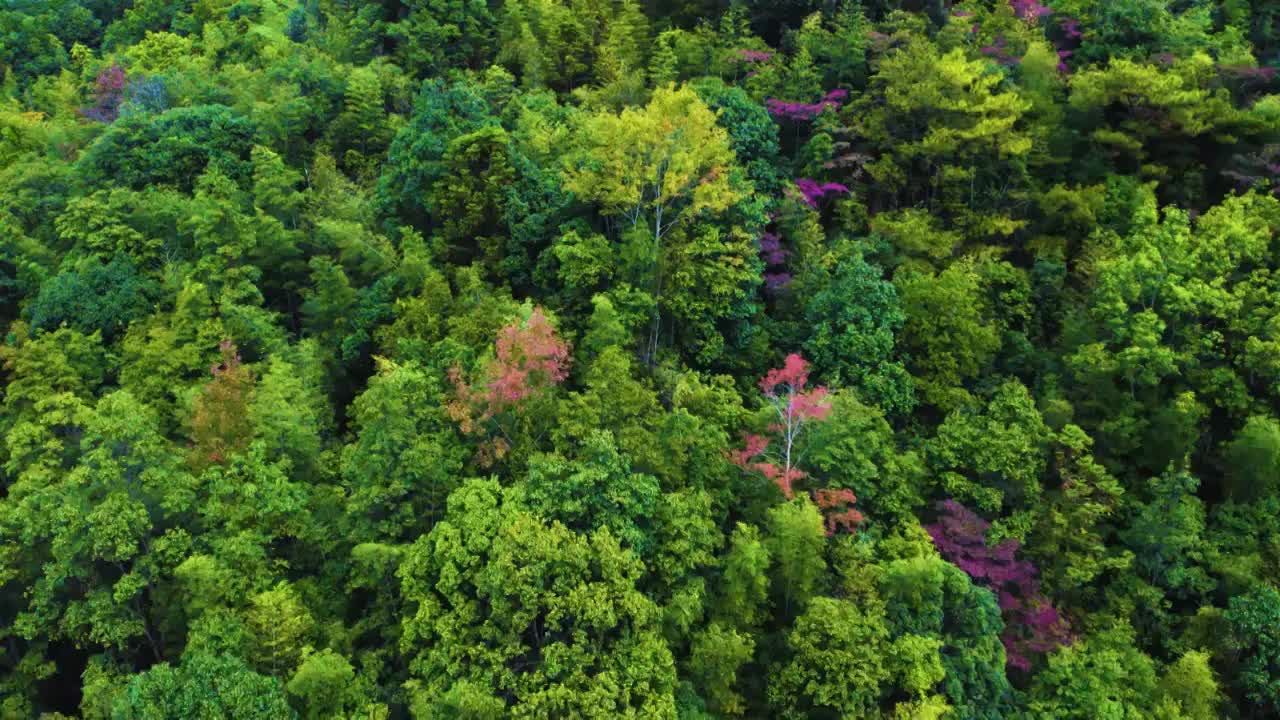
[247,582,315,676]
[566,85,739,232]
[688,622,754,717]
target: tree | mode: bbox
[765,498,827,615]
[377,78,496,228]
[3,390,192,664]
[112,651,296,720]
[688,623,754,716]
[1026,625,1165,719]
[1030,424,1132,602]
[896,259,1001,411]
[806,391,928,522]
[391,0,494,74]
[523,430,660,555]
[448,305,571,462]
[1225,584,1280,714]
[853,39,1032,238]
[77,104,256,191]
[341,358,464,542]
[399,479,679,717]
[565,84,742,360]
[1224,415,1280,502]
[1157,650,1223,720]
[714,523,772,630]
[188,340,255,469]
[430,126,516,275]
[328,64,390,180]
[1121,469,1214,603]
[927,380,1051,515]
[927,500,1071,672]
[729,354,832,499]
[768,597,894,719]
[803,247,914,415]
[246,582,314,677]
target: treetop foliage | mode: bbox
[3,0,1280,717]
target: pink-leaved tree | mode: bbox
[730,354,832,499]
[730,354,864,533]
[448,307,571,463]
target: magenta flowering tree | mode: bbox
[729,48,773,64]
[1010,0,1052,21]
[758,231,793,292]
[927,499,1072,671]
[793,179,850,208]
[766,89,848,122]
[980,36,1021,67]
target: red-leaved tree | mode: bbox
[814,488,863,536]
[448,307,571,463]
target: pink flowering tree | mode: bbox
[730,354,832,499]
[448,307,571,463]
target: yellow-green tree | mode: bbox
[565,84,744,360]
[855,41,1032,240]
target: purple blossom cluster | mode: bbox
[795,178,850,208]
[766,89,848,122]
[758,232,792,291]
[1010,0,1052,21]
[1053,17,1082,72]
[81,64,127,123]
[980,37,1020,67]
[730,48,774,64]
[927,500,1072,672]
[1219,64,1279,83]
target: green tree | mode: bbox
[765,498,826,616]
[112,651,296,720]
[565,84,744,361]
[1225,584,1280,714]
[714,523,772,630]
[399,478,679,717]
[769,597,894,719]
[687,622,754,717]
[895,259,1001,411]
[1224,415,1280,502]
[803,246,913,414]
[391,0,494,75]
[77,104,256,192]
[854,40,1032,238]
[523,430,660,555]
[341,359,464,542]
[1026,625,1167,719]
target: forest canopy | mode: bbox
[3,0,1280,718]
